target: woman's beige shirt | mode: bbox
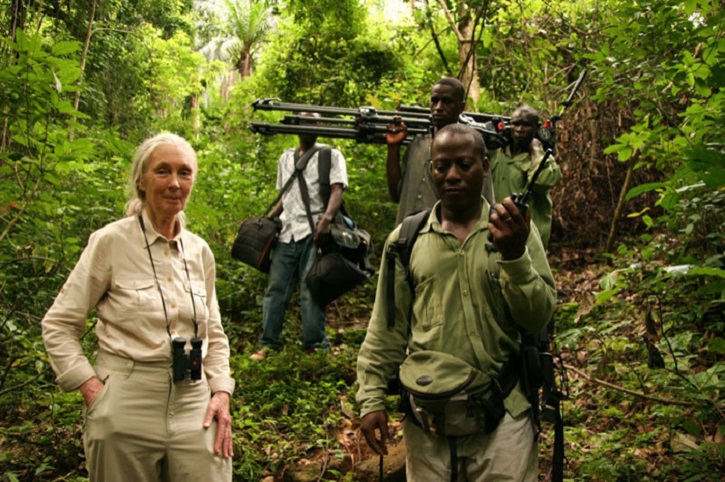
[42,209,235,395]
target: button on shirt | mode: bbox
[276,145,348,243]
[42,209,235,395]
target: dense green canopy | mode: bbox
[1,1,722,480]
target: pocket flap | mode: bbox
[399,350,491,400]
[114,278,156,290]
[185,281,207,298]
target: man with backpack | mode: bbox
[356,124,556,480]
[250,113,348,361]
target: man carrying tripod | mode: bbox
[385,78,467,225]
[250,112,349,361]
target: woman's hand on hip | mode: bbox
[204,391,233,458]
[79,376,105,406]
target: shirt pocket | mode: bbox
[485,271,504,321]
[185,280,209,322]
[412,275,443,332]
[113,278,158,313]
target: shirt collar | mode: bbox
[427,198,492,234]
[140,208,183,245]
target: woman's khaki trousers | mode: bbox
[83,352,232,482]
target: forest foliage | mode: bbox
[0,0,723,480]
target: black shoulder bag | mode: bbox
[297,147,373,306]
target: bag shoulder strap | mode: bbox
[318,146,332,207]
[262,144,321,217]
[294,145,322,234]
[318,146,350,220]
[385,209,431,329]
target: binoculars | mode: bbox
[172,337,202,382]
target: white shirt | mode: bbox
[276,144,348,243]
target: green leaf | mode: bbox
[687,267,725,279]
[686,71,695,87]
[604,143,626,154]
[683,419,701,437]
[660,193,680,211]
[51,41,80,56]
[600,272,619,290]
[617,147,633,162]
[15,28,28,51]
[52,71,62,93]
[55,100,89,118]
[708,338,725,355]
[596,288,618,304]
[627,207,651,218]
[625,182,668,201]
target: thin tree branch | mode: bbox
[426,10,453,75]
[73,0,98,112]
[435,0,464,40]
[565,363,698,407]
[605,150,637,253]
[0,356,18,392]
[0,373,42,398]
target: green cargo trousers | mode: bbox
[403,411,538,481]
[82,352,232,482]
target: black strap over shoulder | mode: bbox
[318,146,332,207]
[318,145,350,219]
[263,144,321,218]
[293,145,323,234]
[385,209,431,329]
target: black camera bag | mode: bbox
[231,216,281,273]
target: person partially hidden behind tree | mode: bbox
[491,104,562,249]
[385,77,467,225]
[356,124,556,481]
[250,113,348,361]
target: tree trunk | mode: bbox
[1,115,8,152]
[434,0,486,107]
[74,0,98,112]
[243,52,251,77]
[457,16,480,106]
[191,94,200,140]
[238,46,252,78]
[10,0,25,41]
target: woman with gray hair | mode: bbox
[42,133,235,481]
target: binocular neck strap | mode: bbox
[138,215,198,339]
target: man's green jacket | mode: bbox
[356,201,557,418]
